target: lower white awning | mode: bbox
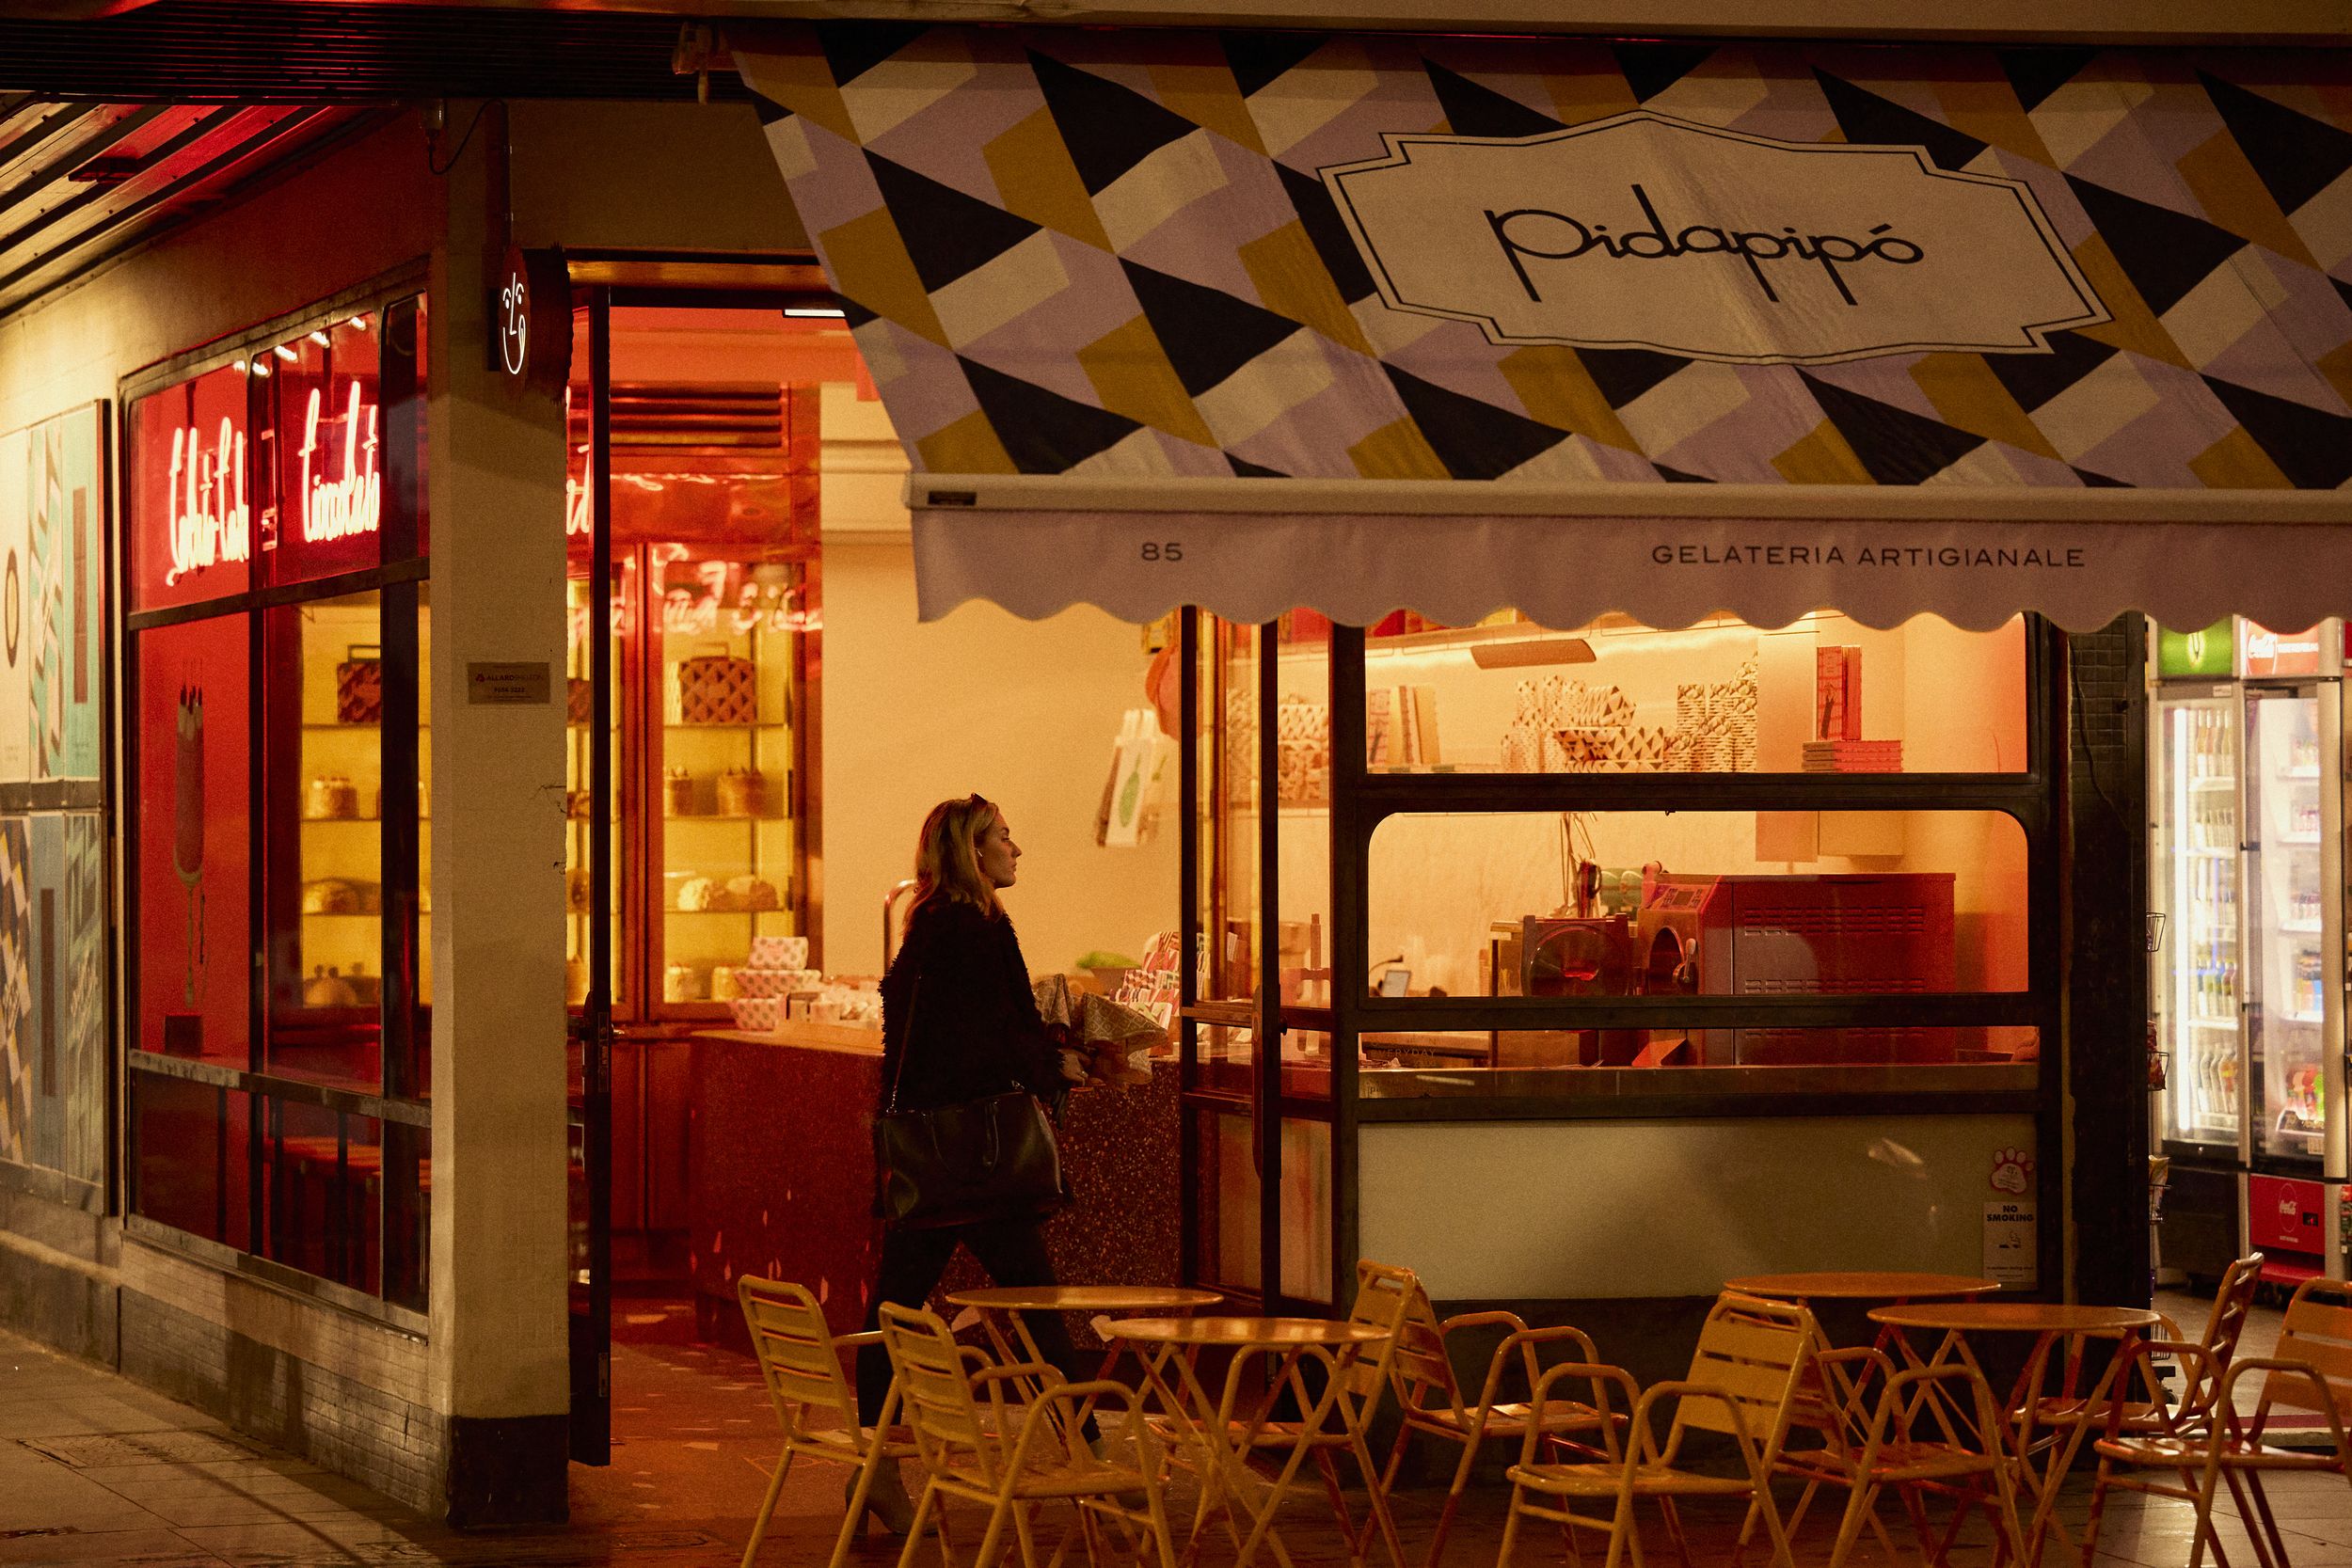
[908,477,2352,630]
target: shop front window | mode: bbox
[125,293,429,1316]
[1187,607,2051,1108]
[1356,611,2028,775]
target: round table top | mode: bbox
[1867,1302,2165,1335]
[1726,1272,2003,1302]
[945,1286,1225,1312]
[1102,1316,1392,1348]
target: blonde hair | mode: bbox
[912,794,1004,919]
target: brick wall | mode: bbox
[2064,617,2153,1304]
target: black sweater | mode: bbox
[879,899,1059,1111]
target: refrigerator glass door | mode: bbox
[2246,686,2328,1166]
[2154,692,2243,1150]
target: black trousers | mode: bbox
[855,1212,1093,1433]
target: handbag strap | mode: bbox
[883,968,921,1115]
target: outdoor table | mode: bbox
[1868,1301,2164,1565]
[944,1284,1223,1437]
[1102,1315,1400,1568]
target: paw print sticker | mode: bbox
[1991,1148,2035,1195]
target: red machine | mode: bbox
[1634,871,1957,1066]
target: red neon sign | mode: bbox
[165,417,251,585]
[297,380,381,545]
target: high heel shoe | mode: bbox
[846,1461,917,1536]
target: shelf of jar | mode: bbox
[666,907,794,917]
[662,812,793,823]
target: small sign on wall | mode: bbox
[1982,1201,2038,1288]
[466,661,552,705]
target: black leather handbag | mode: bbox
[873,978,1064,1229]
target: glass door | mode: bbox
[1182,613,1339,1313]
[2153,689,2243,1153]
[2246,685,2330,1168]
[564,293,618,1464]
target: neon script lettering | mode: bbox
[1486,184,1924,307]
[165,420,250,586]
[298,380,381,544]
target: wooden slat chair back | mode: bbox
[877,1301,1177,1568]
[743,1276,861,1441]
[1343,1259,1420,1402]
[1663,1292,1818,1465]
[736,1276,918,1568]
[2087,1277,2352,1568]
[2260,1276,2352,1426]
[878,1301,1004,1485]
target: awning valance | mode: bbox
[735,26,2352,627]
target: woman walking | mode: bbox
[850,794,1088,1532]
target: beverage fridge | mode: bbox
[2150,621,2349,1289]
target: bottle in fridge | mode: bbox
[2152,690,2243,1157]
[2243,685,2338,1173]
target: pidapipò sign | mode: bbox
[1322,112,2109,365]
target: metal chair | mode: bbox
[1371,1287,1622,1567]
[1495,1291,1814,1568]
[1772,1350,2031,1566]
[2029,1253,2264,1451]
[879,1300,1175,1568]
[736,1275,921,1568]
[2086,1276,2352,1568]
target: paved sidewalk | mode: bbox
[6,1322,2348,1566]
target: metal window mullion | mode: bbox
[1176,607,1199,1291]
[1327,624,1366,1306]
[1255,621,1281,1315]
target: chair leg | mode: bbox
[1493,1491,1526,1568]
[1822,1481,1879,1568]
[972,1496,1020,1568]
[1422,1438,1477,1568]
[1657,1499,1693,1568]
[1602,1494,1644,1568]
[2081,1456,2116,1566]
[2188,1453,2233,1568]
[741,1447,795,1568]
[2239,1469,2292,1568]
[898,1481,946,1568]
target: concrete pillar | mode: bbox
[425,103,572,1526]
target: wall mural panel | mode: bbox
[0,404,107,1186]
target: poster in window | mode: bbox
[29,403,103,782]
[0,426,27,787]
[0,816,29,1171]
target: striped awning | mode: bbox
[737,26,2352,628]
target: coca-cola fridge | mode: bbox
[2150,620,2347,1288]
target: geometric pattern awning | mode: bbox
[736,26,2352,626]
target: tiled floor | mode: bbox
[5,1298,2348,1567]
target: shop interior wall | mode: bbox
[506,99,1178,981]
[819,389,1180,979]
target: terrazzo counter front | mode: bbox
[689,1025,1181,1346]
